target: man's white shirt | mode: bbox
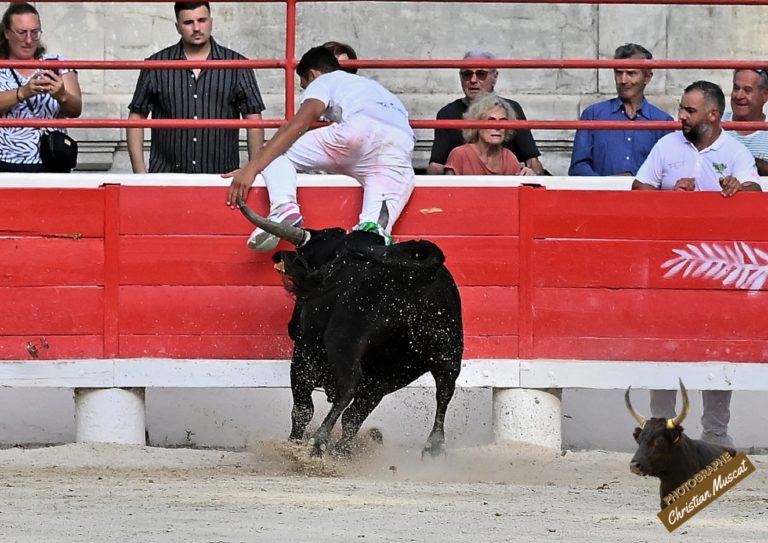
[301,71,414,141]
[636,130,759,191]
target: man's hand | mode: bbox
[518,166,536,176]
[674,177,696,191]
[719,175,741,197]
[224,165,258,208]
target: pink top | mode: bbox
[446,144,522,175]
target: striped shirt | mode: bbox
[0,54,74,165]
[128,38,265,173]
[723,111,768,162]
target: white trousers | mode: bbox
[649,389,732,435]
[261,120,415,234]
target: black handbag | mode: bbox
[39,130,78,172]
[11,69,78,173]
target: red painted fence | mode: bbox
[2,184,767,363]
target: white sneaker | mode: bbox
[247,202,303,252]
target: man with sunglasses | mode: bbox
[569,43,672,177]
[427,50,544,175]
[724,68,768,176]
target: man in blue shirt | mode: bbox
[569,43,672,176]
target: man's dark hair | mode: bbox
[322,41,358,74]
[174,2,210,18]
[0,2,45,59]
[296,46,341,79]
[614,43,653,60]
[685,80,725,115]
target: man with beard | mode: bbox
[632,80,761,449]
[632,80,761,195]
[569,43,672,176]
[127,2,265,173]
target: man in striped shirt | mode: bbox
[127,2,265,173]
[725,68,768,176]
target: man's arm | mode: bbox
[244,112,265,160]
[568,129,599,176]
[225,98,325,206]
[754,158,768,176]
[525,156,545,175]
[127,111,149,174]
[631,179,659,190]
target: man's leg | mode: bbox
[700,390,734,448]
[353,127,415,239]
[246,156,303,252]
[649,389,678,419]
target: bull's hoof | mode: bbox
[421,441,447,459]
[367,427,384,445]
[309,439,327,457]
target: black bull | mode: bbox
[625,380,737,509]
[239,201,464,457]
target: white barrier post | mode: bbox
[492,388,562,449]
[74,388,146,445]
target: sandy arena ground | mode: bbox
[0,440,766,542]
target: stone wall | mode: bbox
[34,2,768,174]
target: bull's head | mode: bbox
[626,379,690,477]
[237,199,374,295]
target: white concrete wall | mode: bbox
[2,387,766,452]
[31,2,768,175]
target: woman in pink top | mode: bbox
[445,93,536,176]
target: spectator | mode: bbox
[569,43,672,177]
[226,46,415,251]
[445,92,535,176]
[127,1,265,174]
[724,68,768,176]
[633,80,762,449]
[322,41,358,74]
[428,50,545,175]
[0,2,82,172]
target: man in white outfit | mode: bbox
[225,46,415,251]
[633,80,762,449]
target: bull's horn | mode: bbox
[236,198,307,246]
[624,386,646,428]
[669,379,690,428]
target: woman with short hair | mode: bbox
[445,93,535,176]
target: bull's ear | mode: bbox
[632,427,642,442]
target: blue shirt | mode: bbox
[568,97,673,176]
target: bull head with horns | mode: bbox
[625,379,737,510]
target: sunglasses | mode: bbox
[460,69,492,81]
[753,68,768,76]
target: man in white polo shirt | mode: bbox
[633,80,761,195]
[632,80,761,449]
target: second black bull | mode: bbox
[239,201,464,457]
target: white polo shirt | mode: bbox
[635,130,759,191]
[301,70,414,141]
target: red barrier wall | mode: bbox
[2,185,767,362]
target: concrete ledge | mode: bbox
[1,358,766,390]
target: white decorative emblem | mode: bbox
[661,242,768,291]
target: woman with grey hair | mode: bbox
[445,93,535,175]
